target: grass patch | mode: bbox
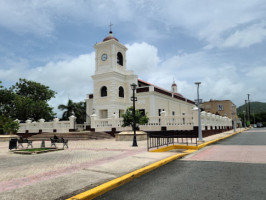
[19,148,51,152]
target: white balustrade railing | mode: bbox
[90,109,232,132]
[17,115,77,133]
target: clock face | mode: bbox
[101,54,107,61]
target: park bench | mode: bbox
[18,138,33,148]
[50,138,68,148]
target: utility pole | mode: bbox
[245,99,249,126]
[243,111,246,128]
[248,94,251,126]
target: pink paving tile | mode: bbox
[0,148,146,193]
[184,145,266,164]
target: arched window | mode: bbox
[117,52,123,66]
[101,86,107,97]
[119,86,124,98]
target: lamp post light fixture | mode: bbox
[195,82,203,142]
[130,83,138,147]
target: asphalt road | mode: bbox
[96,128,266,200]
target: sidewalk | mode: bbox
[0,128,245,200]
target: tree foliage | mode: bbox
[237,101,266,125]
[0,115,19,134]
[237,101,266,114]
[58,99,86,123]
[121,107,149,129]
[0,79,56,121]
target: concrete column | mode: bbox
[112,113,117,127]
[192,107,199,126]
[39,118,45,132]
[161,110,166,126]
[90,114,97,129]
[69,115,77,130]
[25,119,32,131]
[53,118,59,131]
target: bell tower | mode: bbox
[94,30,127,75]
[90,29,137,119]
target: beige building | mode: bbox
[201,100,237,119]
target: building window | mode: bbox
[119,86,124,97]
[158,109,161,116]
[217,104,224,111]
[101,86,107,97]
[119,109,124,118]
[139,109,145,116]
[172,111,175,116]
[117,52,123,66]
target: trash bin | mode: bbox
[9,138,18,150]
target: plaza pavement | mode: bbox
[0,128,245,200]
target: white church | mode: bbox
[16,30,232,134]
[85,30,232,133]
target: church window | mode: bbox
[139,109,145,116]
[117,52,123,66]
[119,86,124,97]
[101,86,107,97]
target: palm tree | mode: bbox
[58,99,75,120]
[58,100,86,123]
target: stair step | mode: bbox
[27,131,113,141]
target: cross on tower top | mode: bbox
[109,22,113,34]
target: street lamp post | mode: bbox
[130,83,138,147]
[243,111,246,128]
[195,82,203,141]
[247,94,251,126]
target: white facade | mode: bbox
[85,31,232,132]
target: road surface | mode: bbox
[96,128,266,200]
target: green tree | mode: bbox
[58,100,86,123]
[0,115,19,134]
[121,107,149,129]
[11,78,55,101]
[0,79,56,121]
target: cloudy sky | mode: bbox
[0,0,266,117]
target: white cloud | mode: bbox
[1,0,266,50]
[0,53,95,117]
[0,1,54,36]
[125,42,265,106]
[222,23,266,48]
[126,42,160,77]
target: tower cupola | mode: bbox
[103,30,119,42]
[171,81,178,93]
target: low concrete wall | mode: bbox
[115,131,147,141]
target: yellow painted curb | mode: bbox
[67,152,191,200]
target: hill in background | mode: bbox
[237,101,266,114]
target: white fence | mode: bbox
[17,115,77,133]
[89,108,232,132]
[17,108,232,134]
